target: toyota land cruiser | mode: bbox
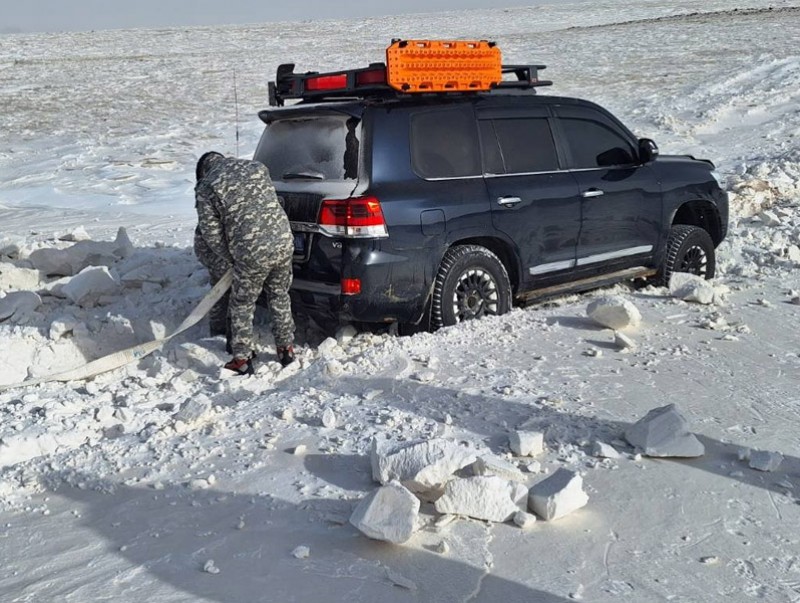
[253,40,728,331]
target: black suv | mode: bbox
[253,43,728,331]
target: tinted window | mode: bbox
[481,118,559,174]
[254,115,359,181]
[411,109,480,178]
[559,117,636,169]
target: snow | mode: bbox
[1,1,800,601]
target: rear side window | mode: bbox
[254,114,359,181]
[480,118,559,174]
[556,107,637,169]
[410,108,481,178]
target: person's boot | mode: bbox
[276,345,295,367]
[224,354,255,376]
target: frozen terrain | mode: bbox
[1,1,799,601]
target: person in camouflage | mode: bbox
[194,151,296,374]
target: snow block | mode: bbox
[62,266,120,306]
[171,343,218,370]
[624,403,705,458]
[669,272,716,305]
[0,291,42,322]
[434,476,528,522]
[28,227,133,277]
[58,226,91,242]
[349,481,420,544]
[591,441,621,459]
[748,450,783,472]
[0,262,42,291]
[321,408,337,428]
[173,396,213,424]
[513,511,538,530]
[371,437,477,495]
[528,469,589,521]
[509,430,545,457]
[586,296,641,330]
[472,455,527,482]
[614,331,636,351]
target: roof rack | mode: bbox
[268,39,552,107]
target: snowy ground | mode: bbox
[1,1,800,601]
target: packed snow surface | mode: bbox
[1,1,800,601]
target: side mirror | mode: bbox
[638,138,659,164]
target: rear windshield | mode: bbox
[254,114,360,182]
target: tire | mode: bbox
[659,225,716,285]
[431,245,512,329]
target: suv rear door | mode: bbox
[553,104,662,272]
[478,105,581,289]
[254,108,361,288]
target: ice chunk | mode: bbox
[509,430,545,457]
[349,481,420,543]
[625,404,705,458]
[371,437,477,495]
[748,450,783,472]
[614,331,636,351]
[669,272,716,305]
[528,469,589,521]
[0,291,41,322]
[586,296,641,330]
[591,441,621,459]
[321,408,337,428]
[173,396,213,424]
[513,511,537,530]
[434,476,528,522]
[472,455,527,482]
[61,266,120,306]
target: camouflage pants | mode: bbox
[229,246,294,359]
[194,230,232,336]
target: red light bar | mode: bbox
[356,68,386,85]
[305,73,347,91]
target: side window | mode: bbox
[411,108,480,178]
[479,121,504,174]
[559,116,637,169]
[482,118,559,174]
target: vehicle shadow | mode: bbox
[331,375,800,497]
[12,468,575,603]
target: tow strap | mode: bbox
[0,269,233,392]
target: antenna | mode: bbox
[233,70,240,158]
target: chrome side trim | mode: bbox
[529,259,576,275]
[528,245,653,275]
[576,245,653,266]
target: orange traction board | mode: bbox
[386,39,502,93]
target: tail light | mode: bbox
[341,278,362,295]
[318,196,388,238]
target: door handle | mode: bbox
[497,196,522,206]
[581,189,604,198]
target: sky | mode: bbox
[0,0,535,33]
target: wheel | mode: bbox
[431,245,512,329]
[658,225,716,285]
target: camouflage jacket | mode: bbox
[195,155,293,268]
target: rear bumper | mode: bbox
[291,247,431,325]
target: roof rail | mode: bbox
[268,39,552,107]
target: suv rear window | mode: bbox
[254,114,360,181]
[410,108,481,179]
